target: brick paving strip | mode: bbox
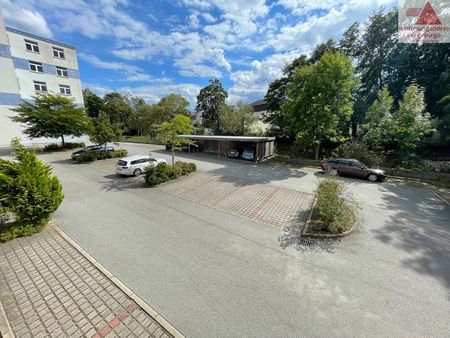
[157,172,314,230]
[0,225,184,338]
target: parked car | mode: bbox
[115,155,167,176]
[71,145,114,160]
[321,158,386,182]
[228,149,239,159]
[241,149,255,161]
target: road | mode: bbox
[39,143,450,337]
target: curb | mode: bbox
[51,223,185,338]
[428,188,450,207]
[0,300,15,338]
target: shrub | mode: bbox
[314,177,356,233]
[145,162,171,186]
[43,142,85,152]
[336,141,385,168]
[75,149,128,163]
[187,162,197,173]
[0,139,64,241]
[145,161,196,187]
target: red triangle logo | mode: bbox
[416,1,442,25]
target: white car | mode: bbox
[115,155,167,176]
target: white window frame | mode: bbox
[34,81,47,92]
[56,66,68,77]
[25,40,39,53]
[59,84,71,95]
[29,61,43,73]
[52,47,65,59]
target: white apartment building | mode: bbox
[0,9,84,146]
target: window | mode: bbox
[25,40,39,53]
[29,61,43,73]
[56,66,68,77]
[59,84,71,95]
[34,81,47,92]
[53,47,65,59]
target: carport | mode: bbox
[177,135,275,162]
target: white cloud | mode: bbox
[0,0,52,37]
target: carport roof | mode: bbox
[177,135,276,142]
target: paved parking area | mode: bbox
[157,172,313,230]
[0,227,172,338]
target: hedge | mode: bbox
[75,149,128,163]
[43,142,85,152]
[145,161,196,187]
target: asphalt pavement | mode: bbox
[37,143,450,338]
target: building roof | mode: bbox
[250,99,267,106]
[6,27,76,50]
[177,135,275,142]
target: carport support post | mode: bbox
[255,141,259,163]
[218,143,220,158]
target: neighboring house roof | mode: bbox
[250,99,266,106]
[250,99,268,113]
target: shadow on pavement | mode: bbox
[101,174,147,192]
[371,183,450,293]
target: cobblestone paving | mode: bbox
[0,228,172,338]
[157,172,314,229]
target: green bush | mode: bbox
[0,139,64,241]
[336,141,385,168]
[145,161,196,187]
[145,162,171,186]
[75,149,128,163]
[43,142,85,152]
[314,177,356,233]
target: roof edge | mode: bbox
[5,27,76,50]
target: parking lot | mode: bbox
[37,142,450,338]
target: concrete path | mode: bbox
[35,144,450,338]
[0,227,172,338]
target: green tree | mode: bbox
[102,92,133,132]
[195,79,228,134]
[283,52,358,159]
[309,39,337,64]
[394,84,433,153]
[0,138,63,240]
[83,88,104,118]
[90,111,122,148]
[157,114,194,165]
[11,93,92,146]
[435,94,450,143]
[361,88,395,150]
[338,22,361,58]
[264,55,310,136]
[157,93,190,119]
[219,101,258,135]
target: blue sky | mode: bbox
[1,0,395,108]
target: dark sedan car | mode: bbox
[321,158,386,182]
[228,149,239,158]
[71,145,114,160]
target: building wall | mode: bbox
[0,9,84,146]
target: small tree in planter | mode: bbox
[157,114,195,166]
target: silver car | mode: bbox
[115,155,167,176]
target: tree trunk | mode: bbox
[61,135,65,147]
[171,149,175,166]
[314,144,320,160]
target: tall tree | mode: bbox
[195,79,228,134]
[394,84,433,153]
[89,111,122,148]
[83,89,104,118]
[157,115,194,165]
[283,52,358,159]
[11,93,92,146]
[264,55,309,136]
[157,93,190,119]
[338,22,361,58]
[219,101,257,136]
[102,92,132,132]
[309,39,337,64]
[361,88,395,150]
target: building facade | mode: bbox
[0,9,84,146]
